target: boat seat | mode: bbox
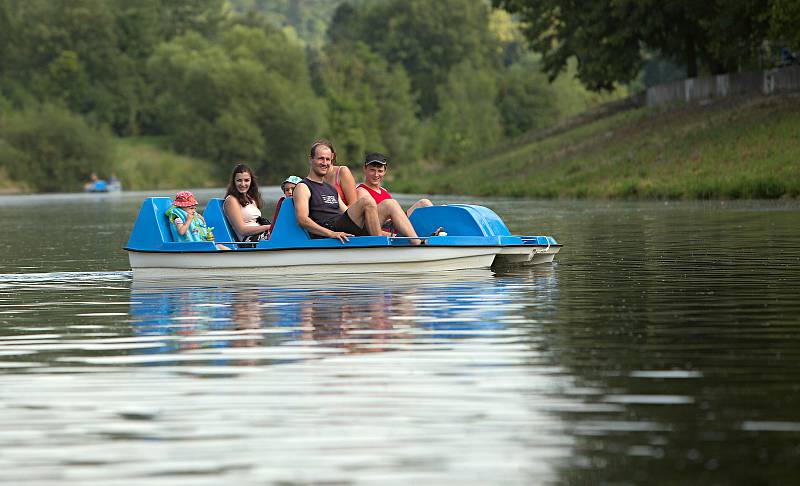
[153,197,177,242]
[126,197,178,248]
[266,197,312,244]
[409,204,512,238]
[266,197,285,240]
[202,198,237,243]
[125,197,223,251]
[201,196,311,245]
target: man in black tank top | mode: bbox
[293,140,382,243]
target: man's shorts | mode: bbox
[318,211,369,237]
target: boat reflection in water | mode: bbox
[128,267,559,367]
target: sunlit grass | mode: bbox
[114,137,220,191]
[394,93,800,199]
[0,166,28,193]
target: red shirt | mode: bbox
[357,183,393,205]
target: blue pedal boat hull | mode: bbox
[124,197,561,278]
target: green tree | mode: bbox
[497,54,560,137]
[229,0,355,49]
[330,0,497,116]
[494,0,772,89]
[429,61,502,163]
[769,0,800,49]
[158,0,226,39]
[0,104,113,192]
[317,42,420,164]
[146,26,326,178]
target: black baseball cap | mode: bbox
[364,152,388,166]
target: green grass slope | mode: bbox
[392,93,800,199]
[114,137,219,191]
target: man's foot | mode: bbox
[430,227,446,236]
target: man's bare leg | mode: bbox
[377,200,421,244]
[345,196,382,235]
[406,198,432,217]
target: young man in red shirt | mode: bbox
[356,152,434,233]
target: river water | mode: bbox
[0,189,798,485]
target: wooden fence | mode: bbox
[645,65,800,106]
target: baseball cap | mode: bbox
[363,152,388,166]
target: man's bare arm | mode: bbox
[293,183,351,242]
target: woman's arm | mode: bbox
[223,196,269,237]
[339,166,358,206]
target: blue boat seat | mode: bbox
[126,197,217,251]
[202,198,237,243]
[201,197,311,247]
[125,197,175,248]
[409,204,512,238]
[267,198,312,244]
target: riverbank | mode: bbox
[0,168,26,194]
[391,92,800,199]
[0,136,219,194]
[113,137,219,191]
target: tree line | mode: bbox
[494,0,799,90]
[0,0,610,191]
[2,0,792,192]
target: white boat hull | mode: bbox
[494,245,561,266]
[129,246,500,278]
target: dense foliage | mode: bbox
[1,0,607,191]
[0,105,113,192]
[5,0,788,193]
[493,0,795,89]
[145,26,326,177]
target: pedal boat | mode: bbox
[124,197,561,278]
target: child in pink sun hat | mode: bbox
[166,191,229,250]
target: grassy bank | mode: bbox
[0,167,28,194]
[391,93,800,199]
[113,137,219,191]
[0,137,219,194]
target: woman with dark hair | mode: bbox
[312,138,358,207]
[223,164,271,242]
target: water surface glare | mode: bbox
[1,192,799,484]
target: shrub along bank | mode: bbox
[390,93,800,199]
[0,105,218,193]
[114,138,218,191]
[0,105,112,192]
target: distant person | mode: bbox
[356,152,433,218]
[281,175,302,198]
[166,191,229,250]
[293,142,422,244]
[84,172,107,192]
[107,173,122,192]
[85,172,98,189]
[223,164,271,242]
[314,139,358,206]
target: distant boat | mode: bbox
[84,177,122,193]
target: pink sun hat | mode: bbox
[173,191,198,207]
